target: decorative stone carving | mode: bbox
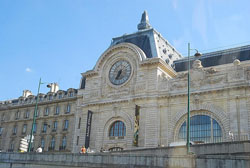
[204,75,226,85]
[193,94,203,109]
[228,69,244,82]
[193,94,200,103]
[205,68,217,74]
[190,69,204,89]
[112,105,121,117]
[170,81,186,89]
[233,59,240,66]
[192,60,203,69]
[158,73,169,90]
[176,72,188,79]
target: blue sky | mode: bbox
[1,0,250,101]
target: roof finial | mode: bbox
[137,10,151,30]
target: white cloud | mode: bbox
[25,68,32,72]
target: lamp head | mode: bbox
[194,52,202,57]
[47,84,52,88]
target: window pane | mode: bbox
[64,120,69,129]
[178,115,222,143]
[109,121,126,137]
[62,136,67,147]
[67,105,71,113]
[41,138,45,148]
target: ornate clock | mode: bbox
[109,60,132,85]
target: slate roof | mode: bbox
[111,29,154,58]
[174,45,250,72]
[110,11,182,68]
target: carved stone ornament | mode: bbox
[204,75,226,85]
[176,72,188,79]
[171,81,186,89]
[158,74,169,90]
[233,59,240,66]
[205,68,217,74]
[193,94,203,109]
[112,105,121,117]
[229,70,244,81]
[192,60,203,69]
[190,69,204,89]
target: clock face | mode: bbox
[109,60,132,85]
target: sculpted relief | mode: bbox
[158,73,169,90]
[169,60,229,91]
[190,69,204,89]
[203,75,226,85]
[169,58,250,93]
[228,68,244,82]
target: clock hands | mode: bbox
[109,60,131,85]
[115,69,123,80]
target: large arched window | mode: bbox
[178,115,222,143]
[109,121,126,137]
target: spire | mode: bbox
[137,10,151,30]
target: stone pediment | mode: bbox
[93,43,147,73]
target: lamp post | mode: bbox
[187,43,201,154]
[28,78,44,152]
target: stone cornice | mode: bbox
[0,97,77,111]
[96,43,147,71]
[82,99,129,107]
[81,70,98,78]
[80,83,250,107]
[2,113,74,124]
[140,58,177,77]
[160,83,250,98]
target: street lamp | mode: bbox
[187,43,202,154]
[28,78,45,152]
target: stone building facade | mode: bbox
[0,84,77,152]
[72,11,250,153]
[1,11,250,153]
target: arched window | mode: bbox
[178,115,222,143]
[109,121,126,137]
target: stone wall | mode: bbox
[113,140,250,156]
[0,152,195,168]
[1,152,250,168]
[1,142,250,168]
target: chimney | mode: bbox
[47,83,59,93]
[23,90,32,98]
